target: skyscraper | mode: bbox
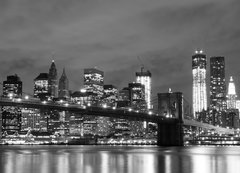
[48,60,58,98]
[227,76,237,109]
[34,73,50,100]
[210,57,226,111]
[2,75,22,132]
[209,57,226,126]
[84,68,104,105]
[192,50,207,118]
[58,68,69,99]
[136,67,152,109]
[128,82,146,111]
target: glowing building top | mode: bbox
[136,67,152,109]
[192,50,207,118]
[227,76,237,109]
[227,76,236,95]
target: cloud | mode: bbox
[0,0,239,104]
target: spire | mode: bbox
[58,68,69,99]
[228,76,236,95]
[62,68,66,77]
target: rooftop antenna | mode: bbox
[137,56,144,72]
[51,51,55,62]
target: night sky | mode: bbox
[0,0,240,104]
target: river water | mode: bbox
[0,145,240,173]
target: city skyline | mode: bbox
[0,0,240,104]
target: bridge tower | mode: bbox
[157,91,184,146]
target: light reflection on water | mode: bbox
[1,146,240,173]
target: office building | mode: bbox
[21,108,41,131]
[34,73,50,100]
[209,57,226,126]
[192,50,207,118]
[2,75,22,132]
[136,67,152,109]
[84,68,104,105]
[102,85,118,107]
[3,74,22,98]
[128,82,146,111]
[210,56,226,111]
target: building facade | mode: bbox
[136,67,152,109]
[192,50,207,118]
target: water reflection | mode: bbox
[1,146,240,173]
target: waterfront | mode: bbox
[0,145,240,173]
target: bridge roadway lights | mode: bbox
[157,119,184,146]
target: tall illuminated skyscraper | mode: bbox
[227,76,237,109]
[136,67,152,109]
[210,56,226,111]
[48,60,58,98]
[192,50,207,118]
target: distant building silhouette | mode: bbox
[48,60,58,98]
[58,68,69,99]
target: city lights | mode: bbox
[192,51,207,118]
